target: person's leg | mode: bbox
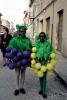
[2,52,6,66]
[20,70,25,88]
[14,68,20,96]
[20,69,26,94]
[3,57,6,65]
[39,73,47,98]
[39,78,43,94]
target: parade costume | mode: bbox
[5,24,32,96]
[5,25,32,70]
[31,32,57,98]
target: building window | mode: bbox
[46,17,50,36]
[57,10,63,51]
[40,19,43,32]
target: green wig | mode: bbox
[16,24,20,30]
[16,24,27,32]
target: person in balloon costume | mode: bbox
[5,24,32,96]
[31,32,57,99]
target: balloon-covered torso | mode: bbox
[5,34,32,70]
[31,33,57,78]
[34,40,53,60]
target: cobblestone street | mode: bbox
[0,67,67,100]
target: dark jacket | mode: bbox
[0,34,12,52]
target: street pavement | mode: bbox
[0,51,67,100]
[0,67,67,100]
[0,51,3,68]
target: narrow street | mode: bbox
[0,66,67,100]
[0,0,67,100]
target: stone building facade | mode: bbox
[26,0,67,57]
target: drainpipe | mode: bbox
[51,1,54,46]
[32,4,35,36]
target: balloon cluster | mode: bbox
[5,48,31,70]
[31,47,57,78]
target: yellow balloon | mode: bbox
[31,60,36,65]
[31,64,35,68]
[51,59,57,66]
[32,47,37,53]
[50,53,56,59]
[31,53,36,59]
[47,63,53,70]
[41,65,47,72]
[33,69,38,74]
[37,71,44,78]
[47,71,54,76]
[35,63,41,70]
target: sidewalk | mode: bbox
[54,53,67,86]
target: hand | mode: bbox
[47,60,50,63]
[3,41,6,45]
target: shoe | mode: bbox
[3,64,6,67]
[39,90,42,95]
[20,88,26,94]
[14,89,20,96]
[42,94,47,99]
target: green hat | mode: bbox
[16,24,27,32]
[16,24,20,30]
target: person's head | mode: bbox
[3,27,9,35]
[19,25,27,37]
[39,32,46,42]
